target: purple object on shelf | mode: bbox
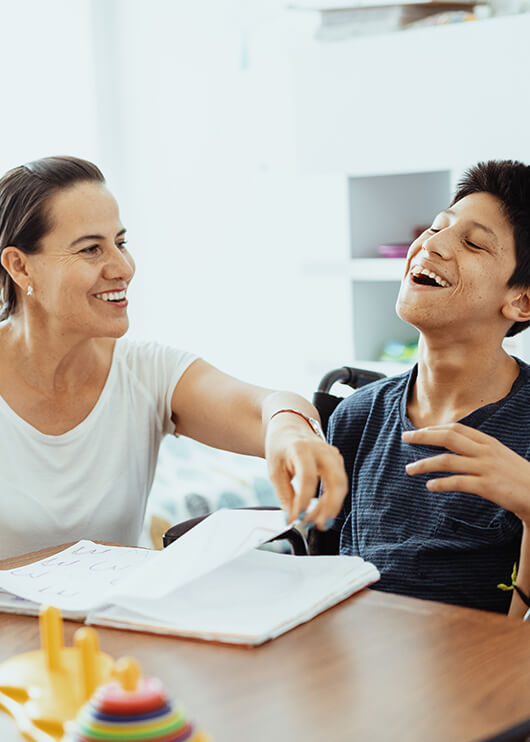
[377,243,410,259]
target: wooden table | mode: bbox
[1,545,530,742]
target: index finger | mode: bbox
[268,464,297,520]
[402,426,482,456]
[306,448,348,529]
[289,450,320,522]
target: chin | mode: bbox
[90,318,130,340]
[109,321,130,338]
[396,295,413,323]
[397,305,455,337]
[395,299,423,331]
[111,325,129,339]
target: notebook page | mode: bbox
[91,550,380,645]
[0,509,293,612]
[0,588,40,616]
[0,541,156,613]
[110,508,293,602]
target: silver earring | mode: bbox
[27,285,33,296]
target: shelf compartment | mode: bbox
[351,280,418,361]
[349,170,451,258]
[303,257,405,280]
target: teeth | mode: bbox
[410,266,450,288]
[95,290,127,302]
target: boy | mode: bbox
[327,160,530,616]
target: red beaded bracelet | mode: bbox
[269,409,326,441]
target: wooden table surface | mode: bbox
[1,545,530,742]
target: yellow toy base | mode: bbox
[0,607,113,741]
[0,607,213,742]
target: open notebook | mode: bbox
[0,509,379,646]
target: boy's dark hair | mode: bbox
[0,155,105,321]
[452,159,530,337]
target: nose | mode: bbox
[102,244,135,282]
[420,230,451,260]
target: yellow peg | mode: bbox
[0,612,114,740]
[74,627,100,701]
[114,657,141,692]
[39,605,63,672]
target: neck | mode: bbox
[1,312,113,394]
[408,334,519,427]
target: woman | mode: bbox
[0,156,347,559]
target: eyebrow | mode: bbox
[70,228,127,247]
[442,209,498,245]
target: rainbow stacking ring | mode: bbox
[69,675,202,741]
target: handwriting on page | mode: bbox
[0,510,293,614]
[0,541,157,612]
[0,588,33,606]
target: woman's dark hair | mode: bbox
[0,155,105,320]
[452,159,530,337]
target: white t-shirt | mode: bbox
[0,338,197,558]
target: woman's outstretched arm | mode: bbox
[171,359,348,528]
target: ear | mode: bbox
[502,287,530,325]
[1,246,30,290]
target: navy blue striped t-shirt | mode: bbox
[327,360,530,613]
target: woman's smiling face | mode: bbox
[396,192,520,338]
[26,180,135,340]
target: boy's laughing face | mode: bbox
[396,192,520,338]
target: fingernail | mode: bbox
[299,510,306,520]
[324,518,334,530]
[305,521,315,529]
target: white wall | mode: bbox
[292,14,530,177]
[290,12,530,366]
[99,0,343,396]
[0,0,358,398]
[5,4,530,395]
[0,1,100,172]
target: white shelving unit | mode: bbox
[294,12,530,383]
[349,169,451,361]
[303,170,452,371]
[291,14,530,176]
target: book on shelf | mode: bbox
[0,509,380,646]
[289,1,478,8]
[289,1,481,39]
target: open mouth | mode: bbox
[410,266,450,288]
[94,290,127,303]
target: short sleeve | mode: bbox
[114,338,198,436]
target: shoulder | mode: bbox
[331,369,410,421]
[496,357,530,417]
[113,336,197,377]
[111,336,198,409]
[327,368,411,444]
[109,337,199,433]
[515,357,530,388]
[486,357,530,449]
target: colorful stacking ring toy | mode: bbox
[66,657,211,742]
